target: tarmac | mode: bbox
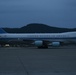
[0,45,76,75]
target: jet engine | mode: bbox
[51,42,60,46]
[34,40,48,48]
[34,40,43,47]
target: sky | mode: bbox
[0,0,76,28]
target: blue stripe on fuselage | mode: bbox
[0,37,76,41]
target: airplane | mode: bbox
[0,28,76,48]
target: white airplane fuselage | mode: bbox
[0,32,76,39]
[0,32,76,48]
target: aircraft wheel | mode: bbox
[38,45,48,49]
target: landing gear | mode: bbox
[38,45,48,49]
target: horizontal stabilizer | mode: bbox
[0,28,7,34]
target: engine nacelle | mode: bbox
[51,42,60,46]
[34,41,43,46]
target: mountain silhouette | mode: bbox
[3,23,76,33]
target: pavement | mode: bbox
[0,45,76,75]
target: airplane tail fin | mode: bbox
[0,28,7,34]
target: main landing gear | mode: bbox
[38,45,48,49]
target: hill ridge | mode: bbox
[3,23,76,33]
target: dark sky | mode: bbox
[0,0,76,28]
